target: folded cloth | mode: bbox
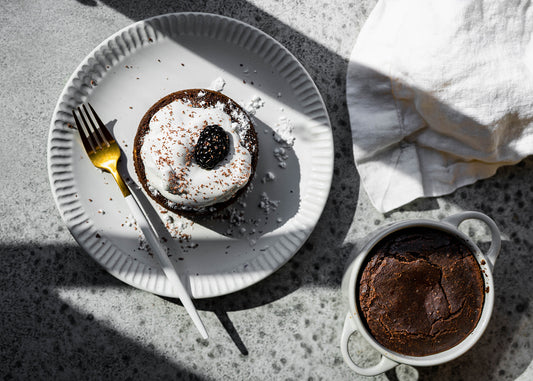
[347,0,533,213]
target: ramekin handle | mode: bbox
[443,211,501,270]
[340,313,397,376]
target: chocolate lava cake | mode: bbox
[358,227,485,356]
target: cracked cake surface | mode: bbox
[358,227,485,356]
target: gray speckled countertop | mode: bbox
[1,0,532,380]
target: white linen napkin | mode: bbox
[347,0,533,213]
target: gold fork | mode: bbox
[72,103,208,339]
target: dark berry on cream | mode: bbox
[194,125,230,170]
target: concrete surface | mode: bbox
[1,0,532,380]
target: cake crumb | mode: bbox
[261,171,276,183]
[273,116,295,146]
[259,192,279,214]
[245,95,264,115]
[273,147,289,168]
[210,77,226,92]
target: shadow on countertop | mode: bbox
[8,0,532,379]
[0,243,208,380]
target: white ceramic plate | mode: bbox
[48,13,333,298]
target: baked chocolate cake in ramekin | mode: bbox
[133,89,258,215]
[358,227,485,356]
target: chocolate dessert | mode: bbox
[358,227,485,356]
[133,89,258,215]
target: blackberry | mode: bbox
[194,125,230,170]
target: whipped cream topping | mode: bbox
[140,97,253,210]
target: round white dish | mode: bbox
[48,12,333,298]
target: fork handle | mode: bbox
[124,194,209,339]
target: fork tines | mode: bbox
[72,104,115,154]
